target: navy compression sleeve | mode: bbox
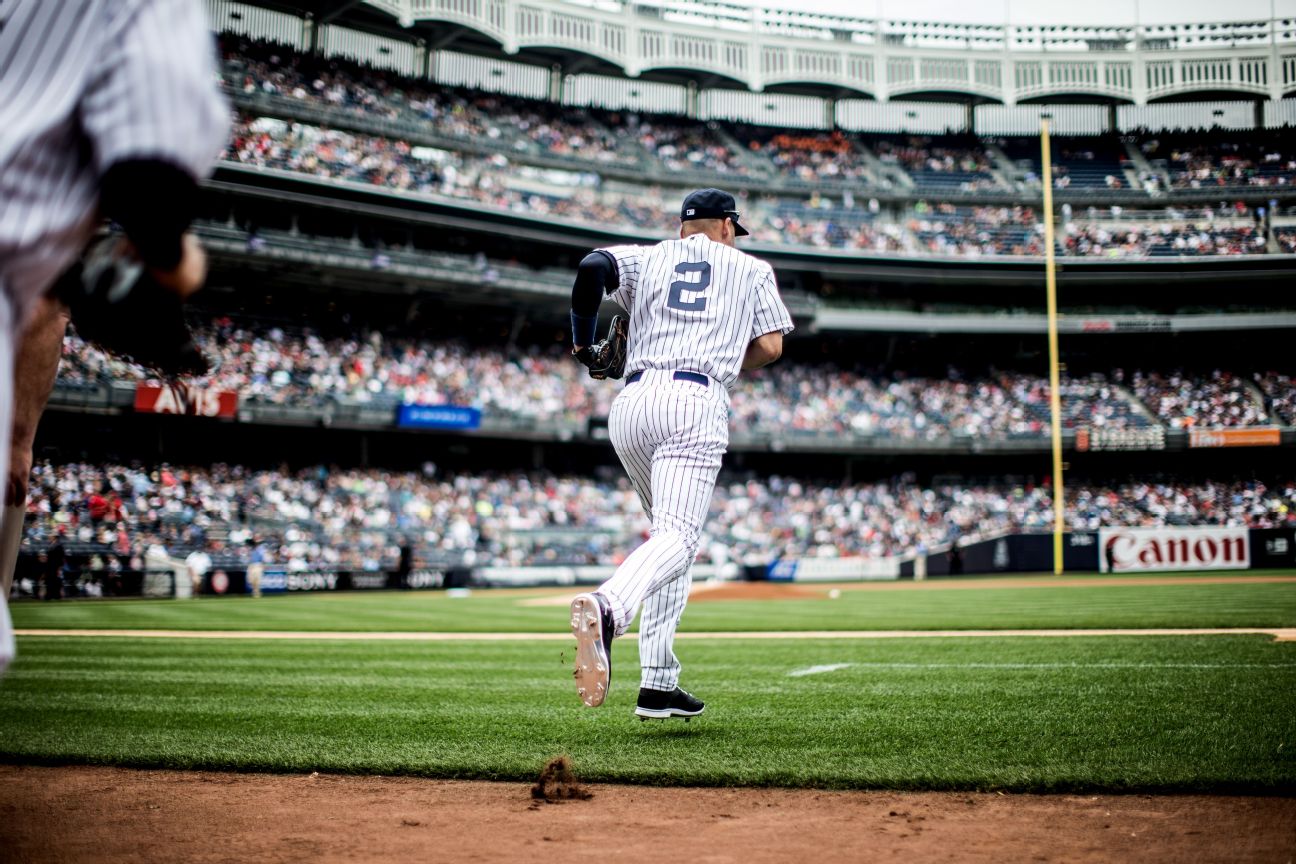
[100,159,199,272]
[570,250,618,346]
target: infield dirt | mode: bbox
[2,765,1292,864]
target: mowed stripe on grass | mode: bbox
[13,626,1296,640]
[1,634,1292,791]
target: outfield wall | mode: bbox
[18,527,1295,601]
[903,527,1296,577]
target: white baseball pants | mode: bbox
[0,292,16,675]
[601,370,728,692]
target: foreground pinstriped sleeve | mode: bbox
[750,265,794,339]
[597,244,646,310]
[79,0,229,178]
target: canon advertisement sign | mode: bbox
[1098,527,1250,573]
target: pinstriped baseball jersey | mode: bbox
[583,229,792,700]
[599,235,794,390]
[0,0,229,320]
[0,0,226,680]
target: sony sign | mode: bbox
[286,572,339,591]
[1097,527,1249,573]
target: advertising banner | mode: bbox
[1075,427,1165,452]
[256,570,342,593]
[766,557,898,582]
[349,572,391,590]
[255,570,447,593]
[1097,526,1249,573]
[396,404,481,430]
[1188,427,1281,449]
[135,383,238,418]
[1248,528,1296,569]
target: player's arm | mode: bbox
[80,0,230,291]
[743,268,794,371]
[742,331,783,371]
[570,251,619,351]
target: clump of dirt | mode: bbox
[531,756,592,802]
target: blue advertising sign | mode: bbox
[397,404,482,430]
[766,558,798,582]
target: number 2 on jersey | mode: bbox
[666,261,711,312]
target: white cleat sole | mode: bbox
[634,706,704,720]
[570,593,610,707]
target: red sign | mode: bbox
[1097,527,1249,573]
[1188,427,1281,449]
[134,384,238,418]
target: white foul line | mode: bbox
[789,663,854,677]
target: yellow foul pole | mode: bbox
[1040,119,1065,575]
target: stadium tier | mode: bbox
[215,36,1296,258]
[53,324,1293,437]
[224,111,1286,257]
[17,461,1295,591]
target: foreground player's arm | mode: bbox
[742,331,783,371]
[6,298,70,506]
[570,251,619,349]
[80,0,230,293]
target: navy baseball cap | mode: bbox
[680,188,749,236]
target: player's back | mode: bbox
[617,234,782,390]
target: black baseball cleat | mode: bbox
[570,592,615,707]
[635,687,705,720]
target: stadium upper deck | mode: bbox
[210,0,1296,130]
[259,0,1296,105]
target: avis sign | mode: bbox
[1098,526,1249,573]
[135,384,237,418]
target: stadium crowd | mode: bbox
[223,35,636,165]
[747,130,871,184]
[1130,370,1269,428]
[56,323,1290,434]
[225,111,1282,258]
[215,38,1295,259]
[57,320,614,424]
[225,111,1279,257]
[19,461,1295,586]
[1136,132,1296,190]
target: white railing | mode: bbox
[208,0,1296,130]
[356,0,1294,104]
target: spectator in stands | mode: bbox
[22,459,1296,570]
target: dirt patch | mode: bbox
[0,765,1292,864]
[531,756,592,803]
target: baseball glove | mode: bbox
[573,314,628,380]
[52,231,209,378]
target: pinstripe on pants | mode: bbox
[0,290,17,674]
[602,369,728,691]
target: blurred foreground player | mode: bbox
[0,297,69,600]
[0,0,230,674]
[568,189,794,719]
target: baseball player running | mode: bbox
[569,188,794,719]
[0,0,230,673]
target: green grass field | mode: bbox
[10,570,1296,632]
[2,573,1294,792]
